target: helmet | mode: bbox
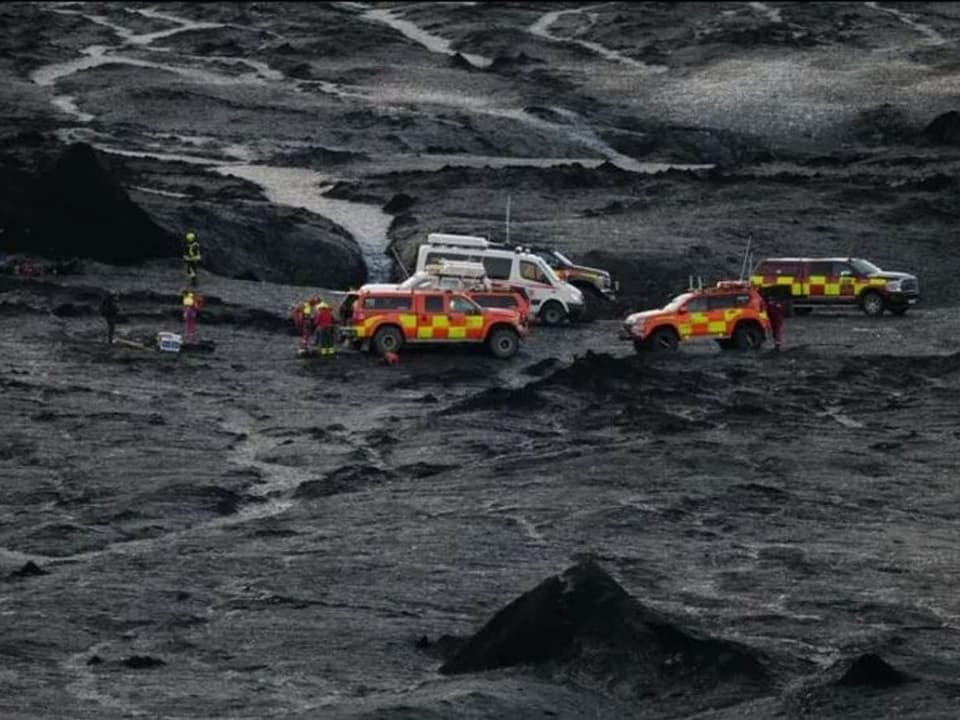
[318,300,329,309]
[185,231,196,242]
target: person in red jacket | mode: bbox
[312,300,336,356]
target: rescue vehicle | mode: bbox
[414,233,584,325]
[620,280,771,352]
[527,247,618,305]
[359,260,531,328]
[750,257,920,316]
[340,288,528,359]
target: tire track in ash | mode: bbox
[864,1,949,45]
[528,4,667,72]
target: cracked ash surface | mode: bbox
[3,2,960,718]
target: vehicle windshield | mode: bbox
[537,260,561,284]
[850,258,882,276]
[662,292,694,311]
[552,250,574,267]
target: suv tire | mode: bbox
[487,326,519,359]
[732,322,764,350]
[540,301,565,326]
[372,325,404,355]
[647,328,679,352]
[860,290,884,316]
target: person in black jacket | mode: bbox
[99,291,119,345]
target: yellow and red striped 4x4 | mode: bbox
[342,289,528,359]
[620,281,771,352]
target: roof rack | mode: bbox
[423,260,488,279]
[426,233,490,249]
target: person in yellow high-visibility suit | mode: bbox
[183,231,201,286]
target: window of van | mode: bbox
[363,295,412,310]
[519,260,549,283]
[424,295,444,312]
[482,257,512,279]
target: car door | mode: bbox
[706,294,743,336]
[416,294,444,339]
[805,261,836,304]
[833,260,857,299]
[447,294,485,340]
[677,296,710,340]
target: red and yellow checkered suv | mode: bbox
[750,257,920,316]
[341,288,528,359]
[620,281,771,352]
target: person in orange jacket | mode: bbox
[312,299,336,356]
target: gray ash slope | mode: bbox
[3,2,960,719]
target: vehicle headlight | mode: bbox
[886,280,902,292]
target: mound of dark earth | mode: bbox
[0,139,369,288]
[437,560,773,712]
[0,142,176,263]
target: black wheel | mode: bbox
[860,290,884,317]
[647,327,679,352]
[372,325,403,355]
[487,326,519,359]
[539,301,565,326]
[793,307,813,316]
[732,322,764,350]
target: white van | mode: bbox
[414,233,584,325]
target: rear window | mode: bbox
[472,294,517,309]
[362,295,412,311]
[808,261,835,276]
[707,294,749,310]
[482,256,512,279]
[757,260,802,277]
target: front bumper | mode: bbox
[565,301,585,320]
[884,292,920,309]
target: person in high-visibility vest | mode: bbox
[183,231,202,286]
[312,300,336,356]
[299,297,315,349]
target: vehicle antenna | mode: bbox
[739,234,753,280]
[505,194,511,246]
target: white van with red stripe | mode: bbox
[414,233,584,325]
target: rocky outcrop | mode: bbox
[0,142,177,263]
[0,140,369,289]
